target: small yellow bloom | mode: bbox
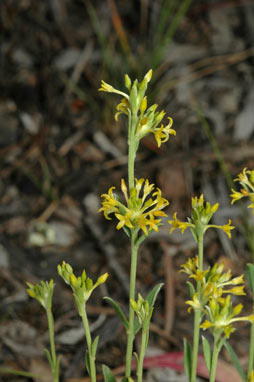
[230,189,245,204]
[99,80,129,100]
[168,212,194,234]
[154,117,176,147]
[180,256,199,275]
[186,293,203,313]
[208,220,235,238]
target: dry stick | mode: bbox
[107,0,135,67]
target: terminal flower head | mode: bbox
[57,261,108,307]
[99,178,169,236]
[169,194,234,239]
[181,257,246,315]
[99,70,175,147]
[130,293,153,326]
[27,279,55,311]
[200,295,254,338]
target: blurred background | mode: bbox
[0,0,254,381]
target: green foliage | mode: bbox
[102,365,116,382]
[202,336,211,372]
[224,341,246,381]
[104,297,129,330]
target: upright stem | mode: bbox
[248,306,254,378]
[136,328,148,382]
[191,309,201,382]
[46,309,58,382]
[191,232,204,382]
[128,114,138,190]
[209,337,220,382]
[125,237,139,378]
[80,308,97,382]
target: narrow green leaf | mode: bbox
[102,365,116,382]
[146,283,164,308]
[123,226,131,238]
[202,335,211,372]
[184,338,192,382]
[104,297,129,330]
[0,367,40,378]
[134,317,142,335]
[91,336,99,358]
[247,263,254,296]
[186,281,195,298]
[44,348,53,369]
[85,350,91,376]
[224,340,246,381]
[134,352,139,368]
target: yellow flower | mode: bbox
[230,189,245,204]
[208,220,235,238]
[154,117,176,148]
[179,256,199,275]
[231,168,254,214]
[168,212,194,234]
[99,80,129,99]
[186,293,203,313]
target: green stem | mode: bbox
[137,328,148,382]
[128,114,138,190]
[46,309,59,382]
[81,308,97,382]
[197,232,204,271]
[248,308,254,378]
[209,337,221,382]
[190,232,204,382]
[191,309,201,382]
[125,237,139,378]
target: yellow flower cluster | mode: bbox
[58,261,108,306]
[200,295,254,338]
[169,194,234,238]
[99,178,169,236]
[99,70,175,148]
[180,256,252,338]
[231,168,254,214]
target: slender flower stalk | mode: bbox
[46,309,59,382]
[169,195,235,382]
[26,280,61,382]
[99,70,174,381]
[80,305,97,382]
[191,232,204,382]
[57,262,108,382]
[136,327,147,382]
[249,307,254,379]
[125,235,139,378]
[209,334,223,382]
